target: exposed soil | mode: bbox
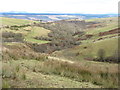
[99,28,120,36]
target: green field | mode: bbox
[3,26,50,44]
[85,17,118,34]
[1,17,38,26]
[53,36,118,61]
[24,26,50,43]
[2,17,51,44]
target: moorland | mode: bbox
[1,16,119,88]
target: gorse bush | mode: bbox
[97,49,105,61]
[2,80,11,88]
[21,73,26,80]
[16,65,20,72]
[10,24,31,30]
[2,32,23,42]
[93,49,119,63]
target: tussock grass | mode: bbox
[2,60,100,88]
[2,43,47,61]
[2,56,118,88]
[35,60,118,88]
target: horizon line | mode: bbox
[0,12,118,15]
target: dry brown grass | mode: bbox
[37,60,118,88]
[2,43,47,61]
[2,43,118,88]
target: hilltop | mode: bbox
[0,17,37,26]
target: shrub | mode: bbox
[2,80,11,88]
[16,65,20,72]
[2,32,23,42]
[97,49,105,62]
[21,73,26,80]
[93,49,119,63]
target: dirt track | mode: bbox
[48,56,74,64]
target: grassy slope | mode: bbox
[3,26,50,44]
[2,17,118,88]
[53,17,118,61]
[24,26,50,43]
[1,17,50,44]
[3,44,118,88]
[53,37,118,61]
[2,43,103,88]
[2,60,100,88]
[85,17,118,34]
[1,17,37,26]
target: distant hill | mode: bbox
[0,12,117,22]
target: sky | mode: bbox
[0,0,119,14]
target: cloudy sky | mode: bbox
[0,0,119,14]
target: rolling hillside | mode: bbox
[1,17,50,44]
[2,17,119,88]
[0,17,37,26]
[53,37,118,62]
[52,17,119,62]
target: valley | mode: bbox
[1,16,119,88]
